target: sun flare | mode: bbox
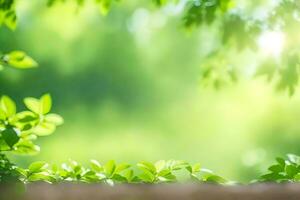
[258,31,285,57]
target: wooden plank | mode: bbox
[1,183,300,200]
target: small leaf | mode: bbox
[111,174,127,182]
[13,140,40,155]
[28,161,48,173]
[115,163,131,173]
[6,51,38,69]
[16,111,38,123]
[286,164,298,178]
[124,170,134,182]
[27,172,51,182]
[104,160,116,177]
[40,94,52,114]
[3,10,17,30]
[137,161,156,174]
[33,122,56,136]
[138,171,155,183]
[90,160,103,172]
[192,163,201,173]
[1,127,19,148]
[276,157,286,167]
[205,174,227,184]
[268,164,284,173]
[24,97,40,114]
[1,95,16,117]
[45,113,64,125]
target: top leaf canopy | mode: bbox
[1,0,300,95]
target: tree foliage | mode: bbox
[1,0,300,94]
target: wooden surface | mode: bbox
[1,183,300,200]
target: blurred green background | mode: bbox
[1,0,300,182]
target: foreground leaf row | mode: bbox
[2,153,300,185]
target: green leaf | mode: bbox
[158,171,176,182]
[90,160,103,172]
[0,108,6,120]
[155,160,166,173]
[124,169,134,182]
[40,94,52,114]
[268,164,284,173]
[157,169,170,176]
[28,161,48,173]
[260,173,286,182]
[33,122,56,136]
[137,161,156,174]
[45,113,64,125]
[6,51,38,69]
[24,97,40,114]
[138,170,155,183]
[2,10,17,30]
[16,167,28,177]
[276,157,286,167]
[186,164,193,173]
[104,160,116,177]
[192,163,201,173]
[205,174,227,184]
[1,95,16,117]
[1,127,19,148]
[111,174,127,182]
[16,111,38,123]
[13,140,40,155]
[285,164,298,178]
[27,172,51,182]
[115,163,131,173]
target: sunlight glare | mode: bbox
[258,31,285,56]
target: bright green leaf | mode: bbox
[40,94,52,114]
[45,113,64,125]
[28,161,48,173]
[6,51,38,69]
[33,122,56,136]
[90,160,103,172]
[104,160,116,176]
[1,95,16,117]
[24,97,40,114]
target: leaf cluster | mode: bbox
[260,154,300,183]
[1,0,300,94]
[11,159,227,185]
[0,94,63,155]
